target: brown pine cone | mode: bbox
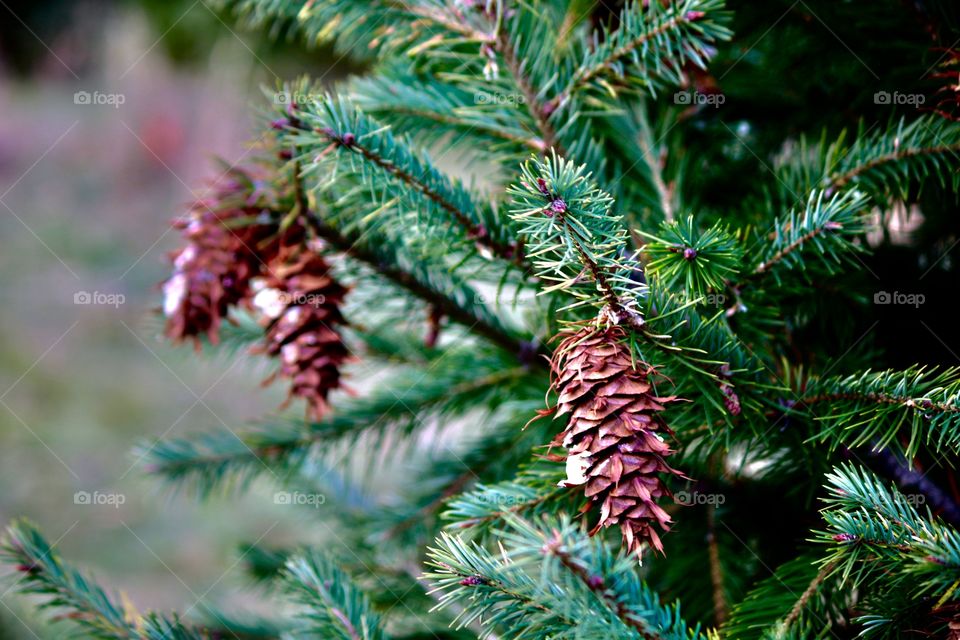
[550,326,685,557]
[162,178,278,346]
[254,245,349,420]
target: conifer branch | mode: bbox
[776,116,960,203]
[311,125,521,264]
[781,559,836,632]
[305,211,537,359]
[541,531,661,640]
[556,0,731,104]
[510,153,646,327]
[276,94,526,267]
[797,367,960,457]
[142,345,534,496]
[282,550,388,640]
[705,505,728,627]
[1,521,208,640]
[818,464,960,594]
[829,142,960,189]
[495,30,561,154]
[427,515,703,639]
[566,14,686,97]
[359,98,546,152]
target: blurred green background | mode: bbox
[0,1,349,635]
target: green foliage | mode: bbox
[801,366,960,457]
[141,336,541,497]
[750,189,870,283]
[426,514,703,639]
[564,0,732,102]
[441,464,573,533]
[283,550,388,640]
[278,92,520,266]
[640,217,743,295]
[509,153,643,319]
[775,116,960,206]
[721,554,840,640]
[0,521,206,639]
[817,464,960,591]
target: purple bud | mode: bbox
[586,574,604,589]
[833,533,857,542]
[459,575,487,586]
[270,119,289,130]
[341,132,356,147]
[468,224,488,239]
[683,247,697,260]
[550,198,567,214]
[536,178,550,195]
[685,10,706,20]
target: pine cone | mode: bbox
[162,179,277,346]
[254,245,349,420]
[551,326,684,557]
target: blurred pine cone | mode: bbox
[162,176,278,346]
[551,326,684,557]
[254,244,349,420]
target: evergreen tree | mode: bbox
[6,0,960,637]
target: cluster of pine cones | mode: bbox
[550,326,683,557]
[162,170,683,557]
[162,170,348,419]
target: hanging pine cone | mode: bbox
[162,177,278,346]
[550,326,685,557]
[253,244,349,420]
